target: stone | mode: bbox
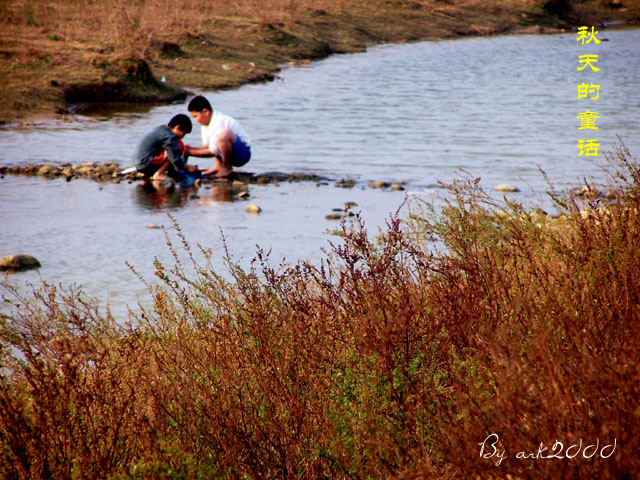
[38,165,61,177]
[344,201,358,208]
[106,163,120,174]
[245,204,262,214]
[572,186,601,198]
[253,175,269,185]
[23,165,38,175]
[0,254,41,271]
[368,181,390,189]
[74,166,95,176]
[146,224,162,229]
[390,183,405,191]
[61,167,74,181]
[74,162,96,170]
[335,179,356,189]
[494,184,520,192]
[325,213,342,220]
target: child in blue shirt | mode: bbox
[133,114,199,181]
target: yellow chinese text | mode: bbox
[577,139,600,157]
[576,26,601,45]
[577,83,600,100]
[578,54,600,72]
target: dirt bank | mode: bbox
[0,0,637,125]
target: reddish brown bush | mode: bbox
[1,143,639,479]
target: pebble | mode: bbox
[572,186,601,198]
[335,179,356,189]
[38,165,60,176]
[494,184,520,192]
[146,224,162,229]
[368,181,390,189]
[61,167,74,180]
[245,204,262,214]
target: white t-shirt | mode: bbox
[201,111,251,157]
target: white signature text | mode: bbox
[479,433,617,467]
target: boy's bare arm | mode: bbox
[185,145,213,157]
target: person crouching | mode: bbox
[133,113,199,182]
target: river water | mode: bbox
[1,28,639,319]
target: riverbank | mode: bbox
[1,0,637,125]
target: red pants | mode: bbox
[151,139,186,165]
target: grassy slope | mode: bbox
[0,0,637,125]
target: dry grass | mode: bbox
[2,0,633,123]
[2,0,356,62]
[2,142,639,479]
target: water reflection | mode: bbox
[131,181,246,210]
[205,184,239,203]
[132,181,190,210]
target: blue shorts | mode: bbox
[229,136,251,167]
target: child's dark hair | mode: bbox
[168,113,192,133]
[188,95,212,112]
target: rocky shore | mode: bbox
[0,162,411,191]
[2,162,614,202]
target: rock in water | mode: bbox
[494,184,520,193]
[0,254,41,271]
[245,204,262,214]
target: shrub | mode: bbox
[1,142,639,479]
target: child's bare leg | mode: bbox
[214,129,235,177]
[151,161,169,181]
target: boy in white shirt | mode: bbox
[186,95,251,177]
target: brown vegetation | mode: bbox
[1,0,637,124]
[1,142,639,479]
